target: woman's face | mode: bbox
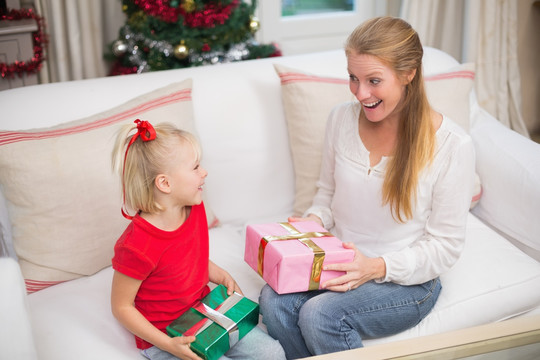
[347,52,413,124]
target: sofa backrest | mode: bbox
[0,51,349,229]
[7,46,536,267]
[0,47,473,242]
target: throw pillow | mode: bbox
[274,64,351,216]
[0,79,218,293]
[275,63,480,217]
[424,63,475,132]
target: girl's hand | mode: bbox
[166,335,203,360]
[288,214,323,226]
[321,242,386,292]
[208,261,243,295]
[221,273,243,296]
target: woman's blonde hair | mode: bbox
[345,16,435,222]
[112,121,201,216]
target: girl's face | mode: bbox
[347,52,412,124]
[166,141,207,207]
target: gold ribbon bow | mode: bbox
[257,222,333,290]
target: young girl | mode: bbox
[111,120,284,360]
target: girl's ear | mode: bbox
[155,174,171,194]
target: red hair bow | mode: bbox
[121,119,156,220]
[132,119,156,143]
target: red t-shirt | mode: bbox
[112,203,210,349]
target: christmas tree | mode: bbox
[107,0,280,75]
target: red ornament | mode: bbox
[108,61,138,76]
[270,43,282,57]
[0,8,47,79]
[201,43,211,52]
[133,0,239,27]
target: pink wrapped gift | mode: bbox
[244,221,355,294]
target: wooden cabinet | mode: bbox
[0,18,39,90]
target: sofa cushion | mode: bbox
[274,62,479,216]
[364,213,540,346]
[0,80,217,293]
[25,225,265,360]
[25,215,540,360]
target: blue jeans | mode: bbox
[141,326,285,360]
[259,279,441,359]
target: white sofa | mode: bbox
[1,47,540,360]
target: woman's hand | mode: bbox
[288,214,323,226]
[164,336,202,360]
[321,242,386,292]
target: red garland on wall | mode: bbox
[133,0,239,26]
[0,8,47,79]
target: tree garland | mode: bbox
[133,0,239,27]
[0,8,47,79]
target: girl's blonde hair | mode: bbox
[345,16,435,222]
[112,121,201,216]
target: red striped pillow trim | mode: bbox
[25,279,66,294]
[0,88,192,146]
[208,216,220,229]
[472,186,483,203]
[278,72,348,85]
[425,70,475,81]
[278,69,475,86]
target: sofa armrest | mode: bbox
[470,105,540,256]
[307,314,540,359]
[0,257,38,359]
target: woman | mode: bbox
[259,16,475,359]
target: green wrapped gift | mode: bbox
[166,285,259,360]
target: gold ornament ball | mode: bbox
[174,42,189,60]
[181,0,196,13]
[249,16,260,33]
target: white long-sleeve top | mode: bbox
[306,102,475,285]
